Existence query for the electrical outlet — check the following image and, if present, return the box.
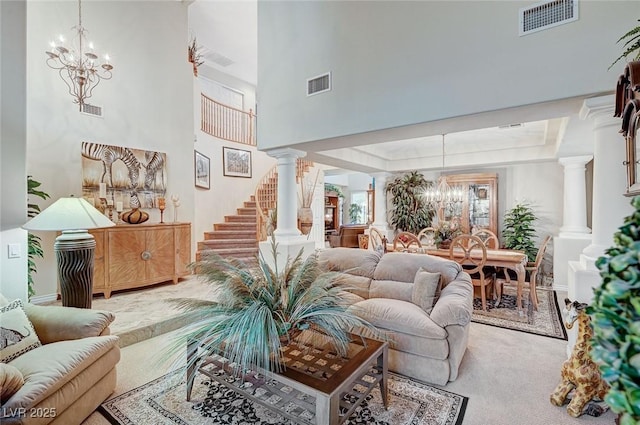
[7,243,20,259]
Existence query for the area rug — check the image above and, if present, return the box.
[471,284,567,340]
[99,368,468,425]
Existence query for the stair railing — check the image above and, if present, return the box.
[201,94,256,146]
[254,159,315,242]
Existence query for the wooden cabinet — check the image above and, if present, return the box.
[90,222,191,298]
[440,173,498,235]
[324,195,339,231]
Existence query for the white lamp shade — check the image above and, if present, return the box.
[23,196,115,231]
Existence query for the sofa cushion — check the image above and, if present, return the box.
[0,363,24,402]
[318,248,381,278]
[5,335,119,410]
[412,269,441,314]
[369,280,413,303]
[0,299,42,363]
[24,304,115,344]
[351,298,447,339]
[334,274,372,299]
[373,252,461,286]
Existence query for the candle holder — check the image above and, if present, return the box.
[98,197,107,214]
[117,211,123,224]
[158,197,166,224]
[106,204,114,222]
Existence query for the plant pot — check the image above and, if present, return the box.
[298,207,313,235]
[438,239,452,250]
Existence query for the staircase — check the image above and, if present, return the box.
[196,197,259,263]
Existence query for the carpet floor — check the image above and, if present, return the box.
[99,368,467,425]
[471,285,567,340]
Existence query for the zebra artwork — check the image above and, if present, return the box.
[81,142,142,189]
[143,151,166,191]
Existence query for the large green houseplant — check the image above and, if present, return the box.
[589,196,640,425]
[502,202,538,261]
[165,239,381,374]
[610,19,640,69]
[27,176,50,299]
[386,171,434,235]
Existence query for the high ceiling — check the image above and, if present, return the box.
[189,1,593,175]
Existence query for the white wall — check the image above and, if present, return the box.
[0,0,28,301]
[26,1,193,298]
[257,1,639,150]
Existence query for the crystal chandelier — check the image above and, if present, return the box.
[424,134,464,209]
[45,0,113,110]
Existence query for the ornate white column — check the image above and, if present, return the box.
[553,156,592,293]
[566,95,633,357]
[559,156,592,236]
[370,172,392,239]
[259,148,315,269]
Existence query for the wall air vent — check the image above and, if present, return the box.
[307,72,331,96]
[80,103,103,117]
[519,0,578,36]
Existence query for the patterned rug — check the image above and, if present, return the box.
[471,284,567,340]
[99,368,467,425]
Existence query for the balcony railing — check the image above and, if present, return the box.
[201,94,256,146]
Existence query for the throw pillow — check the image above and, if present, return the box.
[0,299,42,363]
[0,363,24,402]
[412,268,441,314]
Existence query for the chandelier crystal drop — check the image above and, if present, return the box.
[45,0,113,110]
[424,135,465,209]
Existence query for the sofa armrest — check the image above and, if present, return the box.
[24,303,115,344]
[429,275,473,328]
[328,235,341,248]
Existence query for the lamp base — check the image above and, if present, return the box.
[54,230,95,309]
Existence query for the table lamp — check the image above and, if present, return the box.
[23,196,115,308]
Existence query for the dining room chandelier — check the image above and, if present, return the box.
[424,134,465,209]
[45,0,113,110]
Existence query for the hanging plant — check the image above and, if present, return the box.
[188,37,204,76]
[609,19,640,70]
[27,176,50,299]
[385,171,434,235]
[589,196,640,425]
[324,183,345,198]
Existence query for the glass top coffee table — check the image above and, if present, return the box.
[186,335,388,425]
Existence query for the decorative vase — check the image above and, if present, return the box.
[298,207,313,235]
[122,208,149,224]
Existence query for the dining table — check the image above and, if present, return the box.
[423,247,534,311]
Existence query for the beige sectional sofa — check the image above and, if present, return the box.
[318,248,474,386]
[1,299,120,425]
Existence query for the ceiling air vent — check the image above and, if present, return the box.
[80,103,103,117]
[519,0,578,36]
[307,72,331,96]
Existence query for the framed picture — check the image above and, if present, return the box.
[194,150,210,189]
[223,146,252,178]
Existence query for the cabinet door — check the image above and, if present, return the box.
[442,173,498,235]
[146,227,176,281]
[175,224,191,278]
[91,229,106,294]
[108,229,147,287]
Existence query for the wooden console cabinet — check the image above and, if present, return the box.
[90,222,191,298]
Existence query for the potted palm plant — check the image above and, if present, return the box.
[27,176,50,299]
[165,238,381,374]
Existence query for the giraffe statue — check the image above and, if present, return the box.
[550,298,609,417]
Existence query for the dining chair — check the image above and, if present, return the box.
[393,232,422,253]
[450,234,495,311]
[471,228,499,249]
[417,227,437,249]
[369,227,387,254]
[497,234,552,309]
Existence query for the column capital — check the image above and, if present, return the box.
[558,155,593,168]
[579,95,618,130]
[265,148,307,162]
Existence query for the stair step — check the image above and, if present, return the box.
[225,215,256,223]
[205,230,256,240]
[198,239,258,250]
[244,201,256,208]
[214,222,255,231]
[196,248,259,261]
[236,207,257,215]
